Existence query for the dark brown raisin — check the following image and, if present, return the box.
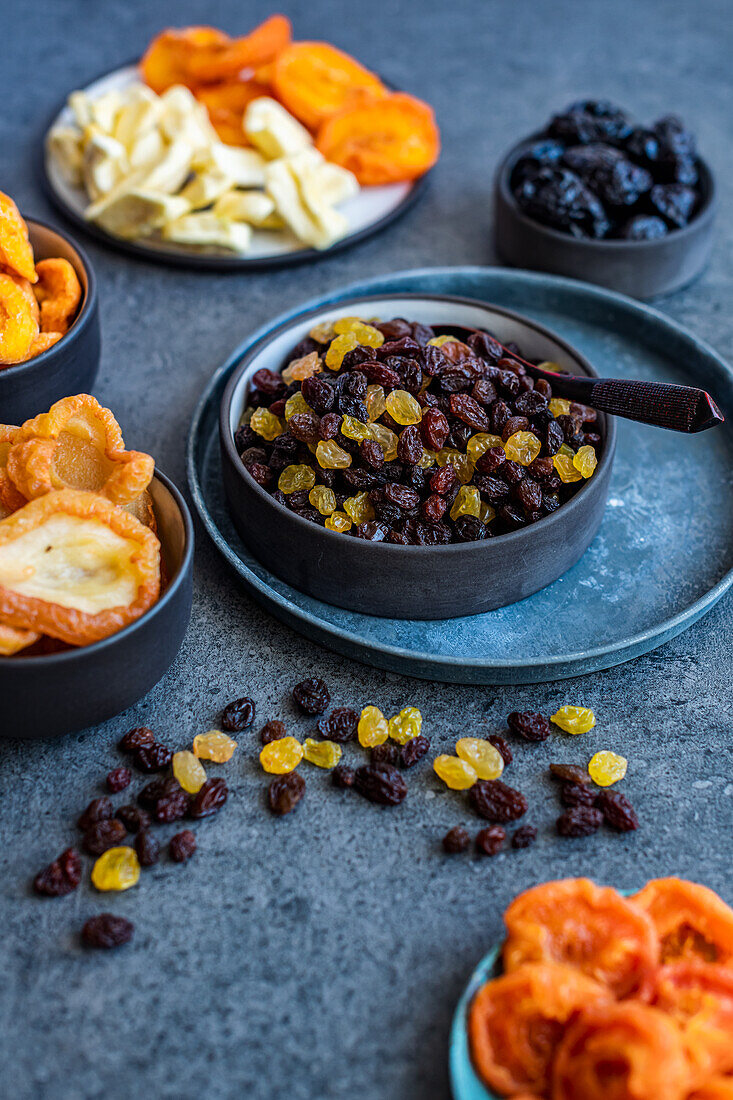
[81,914,134,949]
[420,407,450,450]
[370,743,401,766]
[134,830,160,867]
[472,378,497,406]
[83,819,127,856]
[261,719,287,744]
[501,415,530,442]
[502,460,525,485]
[429,464,456,494]
[332,764,355,789]
[396,424,422,464]
[354,520,390,542]
[360,438,385,469]
[138,776,180,810]
[77,797,113,831]
[507,711,551,742]
[422,494,448,522]
[292,678,330,715]
[514,477,542,511]
[252,367,286,397]
[316,707,358,743]
[556,806,604,837]
[33,848,81,897]
[596,790,639,832]
[450,394,490,431]
[115,805,150,833]
[488,735,513,766]
[169,830,197,862]
[247,463,273,488]
[189,778,228,819]
[118,726,155,752]
[476,825,506,856]
[288,412,321,444]
[268,772,306,815]
[353,763,407,805]
[384,483,419,510]
[106,767,132,793]
[134,743,173,772]
[470,779,527,823]
[150,788,190,824]
[549,763,592,786]
[318,411,342,439]
[442,826,471,854]
[221,697,256,731]
[511,825,538,849]
[560,783,598,808]
[400,735,430,768]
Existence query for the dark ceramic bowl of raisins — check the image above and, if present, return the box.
[219,293,616,620]
[494,101,716,299]
[0,471,194,740]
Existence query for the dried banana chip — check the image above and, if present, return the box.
[161,212,252,252]
[244,96,312,160]
[7,394,155,506]
[212,190,282,228]
[0,490,160,646]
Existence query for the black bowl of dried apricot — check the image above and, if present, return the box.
[220,293,616,619]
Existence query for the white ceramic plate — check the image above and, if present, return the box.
[42,64,428,270]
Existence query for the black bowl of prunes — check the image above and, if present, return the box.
[494,100,716,299]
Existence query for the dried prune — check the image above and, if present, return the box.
[596,790,639,832]
[81,913,134,949]
[134,743,173,772]
[400,735,430,767]
[332,764,355,789]
[556,806,603,837]
[620,215,668,240]
[549,99,632,145]
[650,183,697,227]
[292,678,330,715]
[353,763,407,805]
[514,167,610,239]
[317,707,358,743]
[507,711,551,742]
[34,848,81,897]
[78,797,113,831]
[115,805,150,833]
[221,697,256,731]
[189,778,228,819]
[470,780,527,823]
[83,819,127,856]
[562,144,652,206]
[169,830,197,862]
[106,767,132,793]
[443,825,471,854]
[118,726,155,752]
[512,825,538,849]
[134,830,160,867]
[476,825,506,856]
[488,735,513,766]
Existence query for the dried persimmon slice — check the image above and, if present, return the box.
[0,620,40,656]
[139,26,231,93]
[7,394,154,506]
[651,963,733,1085]
[552,1001,690,1100]
[634,879,733,966]
[316,92,440,185]
[0,271,39,365]
[33,259,82,335]
[503,878,659,999]
[185,15,291,84]
[468,962,611,1096]
[0,490,160,646]
[688,1079,733,1100]
[0,191,36,282]
[273,41,386,130]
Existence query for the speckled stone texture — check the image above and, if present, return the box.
[1,1,732,1098]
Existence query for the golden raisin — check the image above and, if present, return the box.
[332,315,364,334]
[303,738,342,768]
[589,750,628,787]
[504,430,542,465]
[282,351,321,384]
[433,755,477,790]
[309,321,335,343]
[343,492,375,524]
[91,847,140,891]
[467,433,504,463]
[417,448,437,469]
[455,737,504,780]
[325,332,359,370]
[278,464,316,494]
[385,389,423,426]
[250,407,285,441]
[553,453,584,483]
[193,730,238,762]
[549,397,572,417]
[349,321,384,348]
[479,500,496,525]
[573,445,597,478]
[325,510,352,532]
[358,705,389,747]
[284,391,311,420]
[365,384,386,421]
[340,415,371,441]
[309,485,337,515]
[316,440,352,469]
[259,736,303,774]
[551,706,596,735]
[436,448,473,484]
[388,706,422,744]
[172,750,206,793]
[450,485,481,521]
[367,422,398,459]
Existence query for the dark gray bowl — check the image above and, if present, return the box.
[220,292,616,619]
[494,133,716,299]
[0,218,100,424]
[0,470,193,739]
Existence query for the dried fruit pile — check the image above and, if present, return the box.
[511,100,704,240]
[32,720,236,947]
[0,190,82,366]
[468,877,733,1099]
[237,315,600,544]
[139,17,440,185]
[0,395,160,653]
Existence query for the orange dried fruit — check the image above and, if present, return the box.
[273,41,387,130]
[196,79,270,144]
[551,1001,691,1100]
[33,258,82,335]
[139,26,231,93]
[122,489,157,533]
[634,878,733,967]
[468,962,611,1096]
[0,271,39,365]
[20,331,63,360]
[503,878,659,999]
[7,394,155,506]
[0,489,160,646]
[316,92,440,185]
[651,963,733,1085]
[688,1079,733,1100]
[0,619,40,655]
[0,191,36,282]
[185,14,291,84]
[0,426,26,513]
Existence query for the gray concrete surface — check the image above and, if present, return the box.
[1,1,732,1097]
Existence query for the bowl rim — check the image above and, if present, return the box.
[495,128,717,250]
[0,216,98,382]
[220,289,617,556]
[0,468,194,666]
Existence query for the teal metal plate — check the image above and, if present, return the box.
[187,267,733,685]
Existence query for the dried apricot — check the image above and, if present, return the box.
[0,272,39,365]
[273,41,387,131]
[651,962,733,1085]
[33,258,82,335]
[0,191,36,282]
[185,15,291,84]
[140,26,231,93]
[633,878,733,967]
[688,1079,733,1100]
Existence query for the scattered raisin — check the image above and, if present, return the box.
[150,787,190,824]
[138,776,179,809]
[169,830,197,862]
[115,805,150,834]
[511,825,538,849]
[134,743,173,772]
[118,726,155,752]
[353,763,407,805]
[260,719,287,744]
[469,779,528,823]
[106,767,132,793]
[507,711,551,742]
[268,772,306,815]
[596,790,639,832]
[549,763,592,786]
[316,707,358,743]
[189,778,228,819]
[442,826,471,854]
[475,826,506,856]
[81,914,134,949]
[400,735,430,768]
[83,819,127,856]
[134,830,160,867]
[33,848,81,897]
[370,743,401,766]
[556,806,604,837]
[560,783,598,808]
[488,735,513,766]
[221,697,256,732]
[332,764,355,789]
[77,797,113,831]
[292,678,330,715]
